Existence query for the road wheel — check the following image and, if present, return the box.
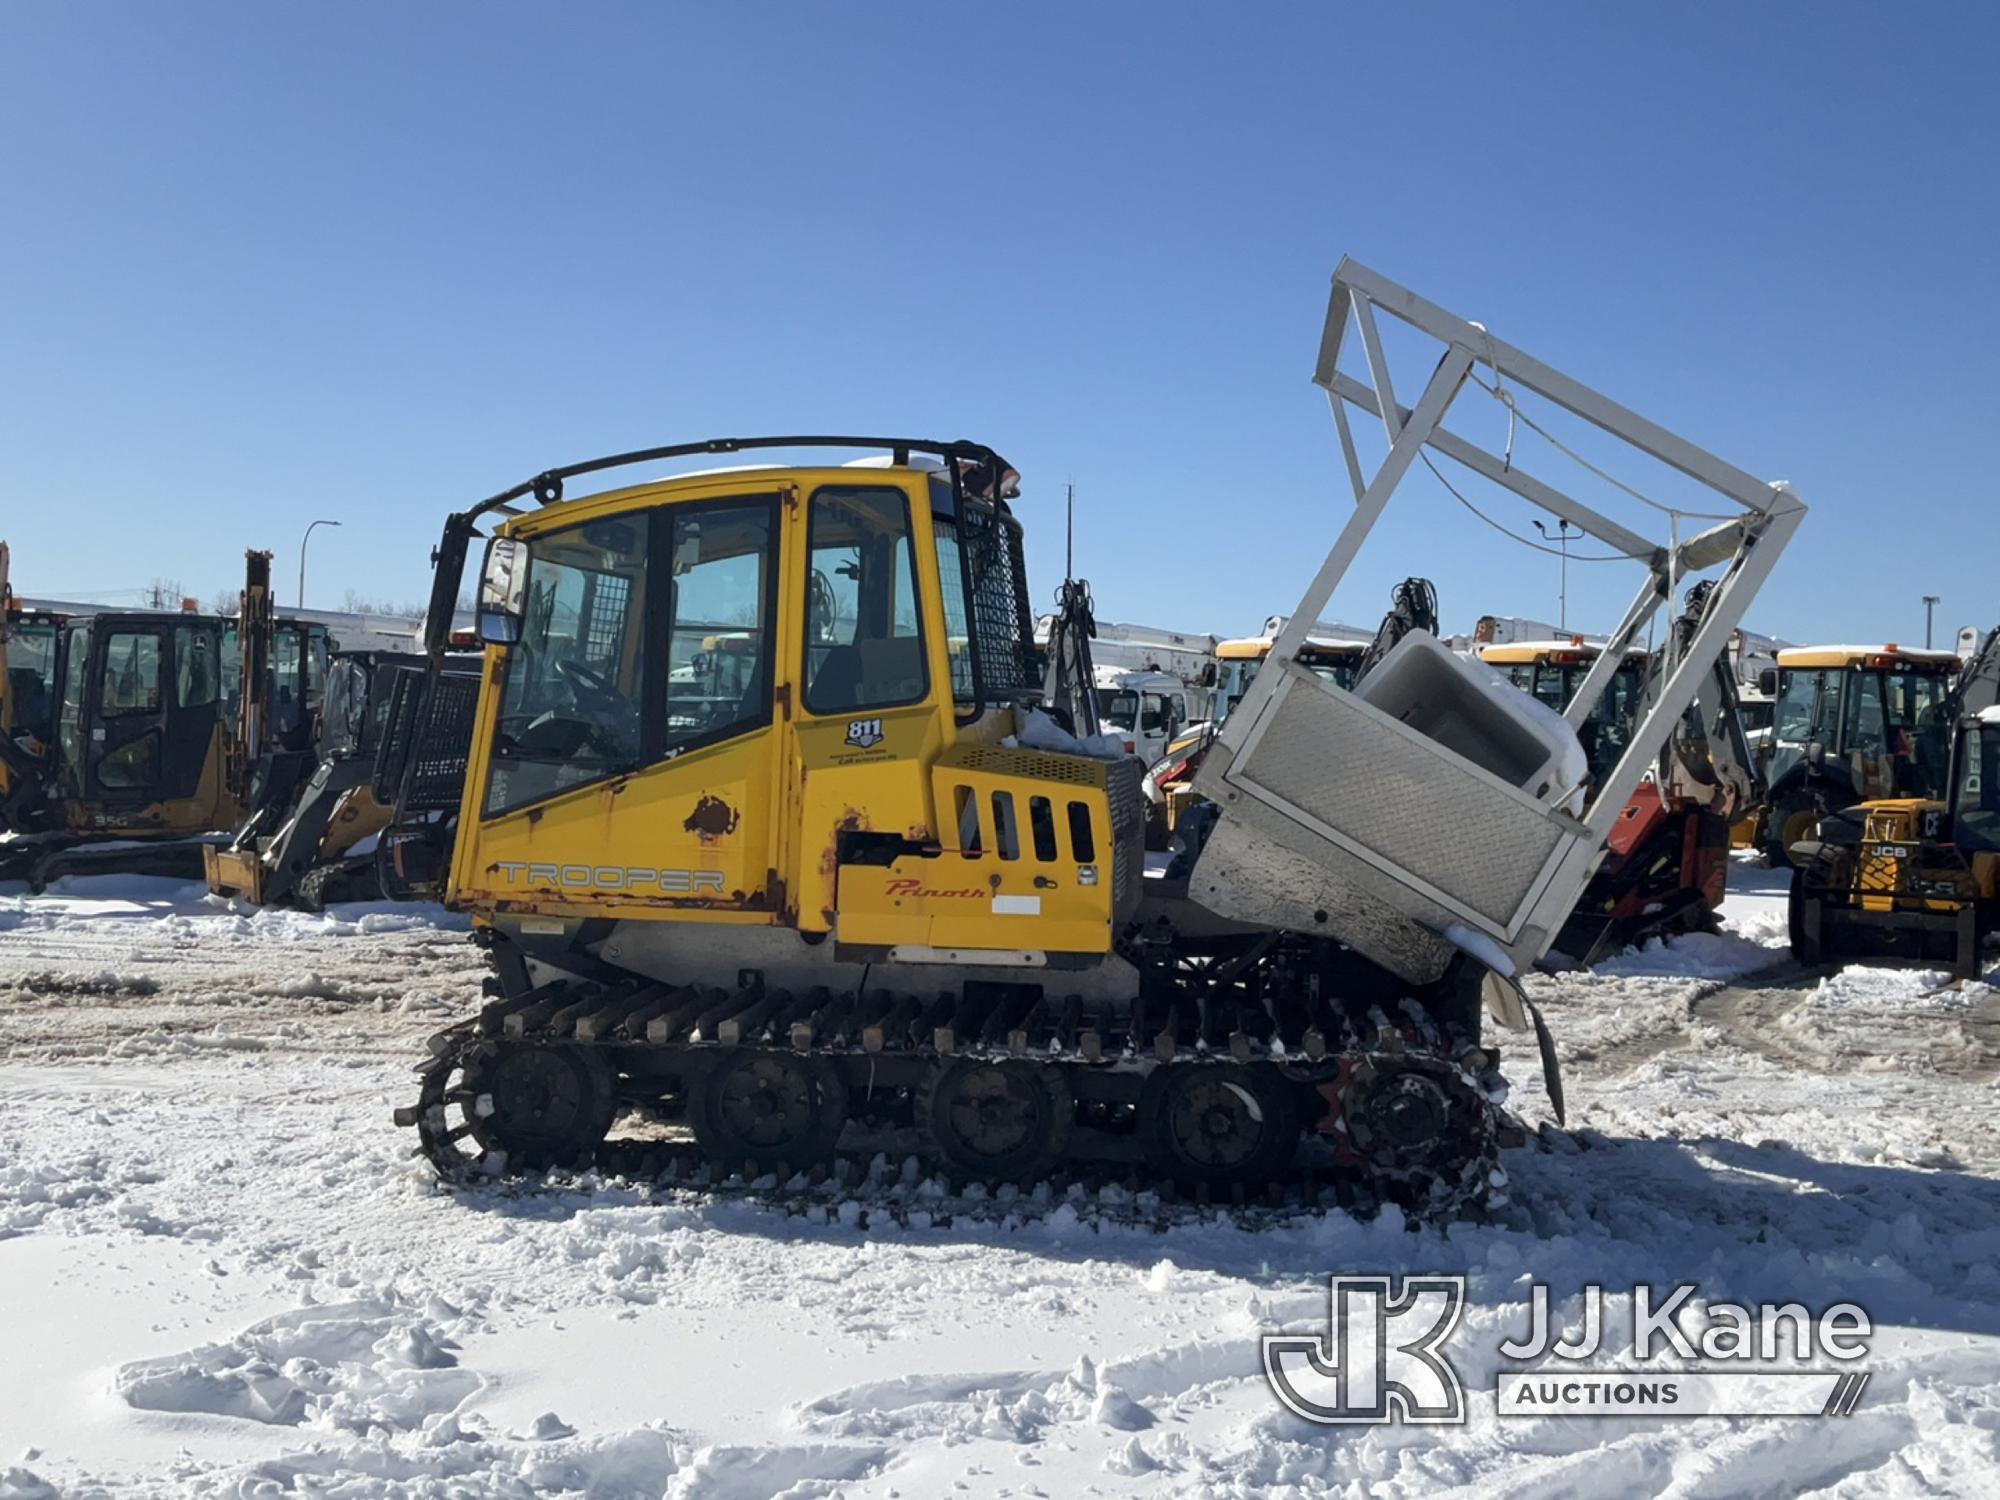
[464,1043,616,1170]
[692,1051,847,1175]
[1138,1062,1298,1188]
[919,1058,1072,1183]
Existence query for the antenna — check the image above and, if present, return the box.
[1065,482,1075,581]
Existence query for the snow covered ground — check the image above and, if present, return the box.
[1,861,1996,1498]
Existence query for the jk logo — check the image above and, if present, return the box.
[1262,1275,1467,1424]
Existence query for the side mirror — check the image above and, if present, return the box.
[477,537,528,646]
[1805,739,1826,771]
[1756,667,1778,697]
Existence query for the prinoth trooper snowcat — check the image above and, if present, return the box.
[395,261,1805,1216]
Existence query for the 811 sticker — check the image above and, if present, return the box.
[845,718,885,750]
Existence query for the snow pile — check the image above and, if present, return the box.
[1804,965,1974,1014]
[116,1294,479,1432]
[1005,706,1133,761]
[1591,926,1781,983]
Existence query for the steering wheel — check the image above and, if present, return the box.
[554,658,627,718]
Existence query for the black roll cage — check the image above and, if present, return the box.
[423,435,1012,659]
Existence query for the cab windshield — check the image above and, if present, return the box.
[1299,650,1359,692]
[483,499,778,816]
[2,618,59,743]
[1098,689,1141,728]
[1771,664,1951,794]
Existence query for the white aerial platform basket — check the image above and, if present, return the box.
[1189,259,1806,985]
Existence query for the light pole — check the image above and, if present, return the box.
[1923,594,1940,650]
[1532,518,1577,631]
[298,518,341,608]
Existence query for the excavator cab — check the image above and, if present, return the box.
[5,550,336,885]
[53,613,233,826]
[2,610,63,820]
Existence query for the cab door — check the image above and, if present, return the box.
[85,625,170,807]
[462,487,790,915]
[782,478,952,932]
[82,621,225,813]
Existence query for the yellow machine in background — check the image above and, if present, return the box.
[1790,629,1999,977]
[1752,643,1959,864]
[3,549,331,885]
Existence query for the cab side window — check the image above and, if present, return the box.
[662,500,777,752]
[804,486,928,715]
[99,632,162,717]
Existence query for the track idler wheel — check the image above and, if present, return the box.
[692,1051,847,1175]
[919,1058,1073,1183]
[1137,1062,1299,1188]
[1339,1056,1498,1212]
[464,1042,618,1170]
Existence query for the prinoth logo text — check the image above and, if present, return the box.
[882,878,985,899]
[493,863,726,894]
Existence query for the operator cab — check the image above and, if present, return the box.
[457,440,1099,946]
[3,609,61,751]
[1949,705,2000,855]
[1214,632,1365,722]
[1769,645,1957,799]
[1095,669,1192,762]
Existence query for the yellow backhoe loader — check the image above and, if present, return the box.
[1789,627,2000,978]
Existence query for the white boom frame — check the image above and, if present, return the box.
[1208,257,1806,966]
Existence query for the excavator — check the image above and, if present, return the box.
[1789,626,2000,978]
[0,551,330,886]
[391,261,1803,1216]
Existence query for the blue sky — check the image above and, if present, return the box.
[3,4,1993,645]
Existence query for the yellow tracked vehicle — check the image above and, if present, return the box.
[393,262,1805,1216]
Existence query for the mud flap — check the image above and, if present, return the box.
[1480,969,1565,1127]
[1527,996,1565,1127]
